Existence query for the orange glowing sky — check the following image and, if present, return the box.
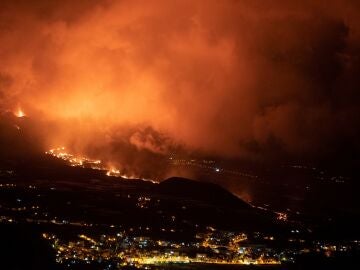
[1,0,360,167]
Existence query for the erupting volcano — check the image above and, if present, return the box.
[14,108,25,118]
[1,0,360,175]
[0,1,360,269]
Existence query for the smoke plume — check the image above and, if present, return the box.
[1,0,360,175]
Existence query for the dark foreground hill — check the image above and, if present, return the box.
[0,224,60,270]
[159,177,251,209]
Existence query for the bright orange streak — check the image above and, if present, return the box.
[46,147,158,184]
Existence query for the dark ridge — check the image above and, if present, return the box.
[159,177,250,208]
[0,111,43,159]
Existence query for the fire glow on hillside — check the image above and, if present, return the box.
[46,147,157,184]
[1,0,359,168]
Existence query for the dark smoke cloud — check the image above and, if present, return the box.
[1,0,360,172]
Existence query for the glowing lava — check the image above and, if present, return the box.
[46,147,157,184]
[15,108,25,118]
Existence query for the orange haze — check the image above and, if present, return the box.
[1,0,360,175]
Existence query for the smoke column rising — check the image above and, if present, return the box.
[1,0,360,175]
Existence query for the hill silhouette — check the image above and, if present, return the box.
[159,177,250,209]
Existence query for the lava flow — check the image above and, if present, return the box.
[45,147,157,184]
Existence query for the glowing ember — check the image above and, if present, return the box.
[106,168,121,177]
[15,108,25,118]
[46,147,157,184]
